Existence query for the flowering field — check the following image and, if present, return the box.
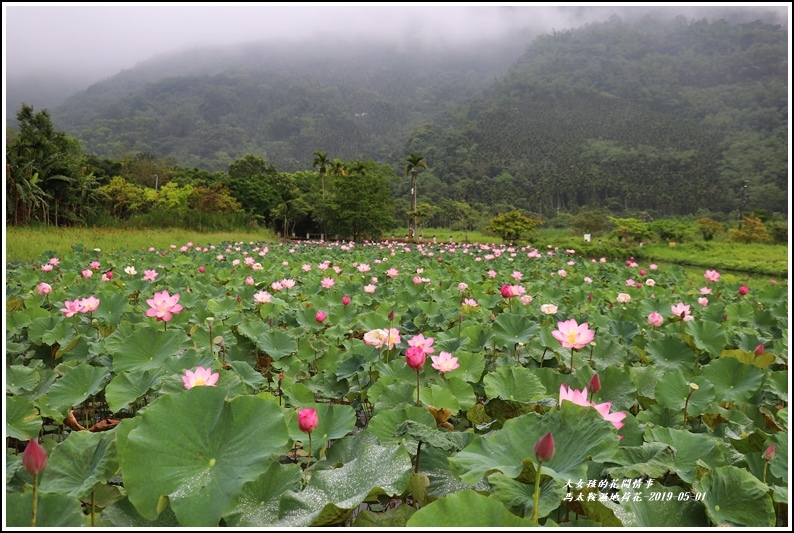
[5,239,788,527]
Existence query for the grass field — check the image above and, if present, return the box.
[4,226,276,263]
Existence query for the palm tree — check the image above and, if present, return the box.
[311,151,330,199]
[404,153,427,239]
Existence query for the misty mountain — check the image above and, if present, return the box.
[11,14,788,218]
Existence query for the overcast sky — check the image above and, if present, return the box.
[3,3,790,85]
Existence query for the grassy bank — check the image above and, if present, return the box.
[5,226,276,264]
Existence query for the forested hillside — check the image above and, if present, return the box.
[41,15,790,219]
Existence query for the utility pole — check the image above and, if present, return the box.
[153,174,159,192]
[737,179,748,230]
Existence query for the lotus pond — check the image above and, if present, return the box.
[4,239,789,527]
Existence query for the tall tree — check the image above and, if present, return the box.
[311,151,330,199]
[404,152,427,238]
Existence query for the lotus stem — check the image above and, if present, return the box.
[533,461,543,524]
[31,473,38,527]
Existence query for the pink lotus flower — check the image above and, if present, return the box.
[559,384,591,407]
[253,290,272,304]
[341,295,351,306]
[405,346,426,370]
[647,312,664,327]
[457,282,468,291]
[670,302,691,319]
[584,277,593,284]
[698,297,709,307]
[79,296,100,313]
[552,319,595,350]
[649,264,658,270]
[245,276,255,286]
[520,295,533,305]
[408,334,435,355]
[22,439,48,475]
[364,284,376,294]
[704,270,720,283]
[754,344,765,356]
[36,282,52,295]
[182,366,219,389]
[587,374,601,394]
[90,261,101,270]
[462,298,479,311]
[534,432,555,463]
[616,293,631,304]
[700,287,713,295]
[363,328,401,350]
[557,269,567,277]
[540,304,558,315]
[81,269,93,278]
[738,285,749,295]
[512,271,523,281]
[298,408,319,434]
[49,257,60,266]
[301,263,312,272]
[125,266,137,276]
[145,290,184,322]
[431,351,459,373]
[60,299,84,317]
[386,268,399,278]
[487,270,497,278]
[281,279,296,289]
[41,264,54,272]
[592,401,627,431]
[315,310,327,323]
[645,279,656,287]
[560,385,626,432]
[357,263,371,273]
[142,269,158,282]
[271,281,284,291]
[321,277,335,289]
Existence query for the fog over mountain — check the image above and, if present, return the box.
[3,3,788,117]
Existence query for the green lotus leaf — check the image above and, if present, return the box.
[222,462,303,527]
[206,297,239,319]
[353,504,416,527]
[46,362,110,417]
[105,323,191,373]
[369,406,437,444]
[764,371,788,402]
[488,471,567,520]
[272,441,413,527]
[369,378,416,411]
[285,403,356,458]
[5,492,86,527]
[420,385,460,412]
[38,431,118,499]
[694,465,775,526]
[92,290,130,327]
[720,348,776,369]
[699,357,763,404]
[617,485,709,527]
[685,320,727,356]
[460,324,493,352]
[102,496,181,527]
[628,366,664,401]
[6,396,42,440]
[645,427,731,484]
[27,315,73,347]
[6,365,40,395]
[430,376,477,410]
[768,431,787,480]
[406,489,536,527]
[226,360,266,392]
[595,366,637,413]
[251,329,298,360]
[644,335,697,374]
[281,380,315,405]
[122,386,289,526]
[493,313,539,348]
[608,320,640,343]
[105,369,164,413]
[603,442,675,479]
[483,365,546,403]
[449,402,618,486]
[591,337,632,370]
[655,372,715,413]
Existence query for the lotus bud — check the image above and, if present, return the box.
[533,432,555,463]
